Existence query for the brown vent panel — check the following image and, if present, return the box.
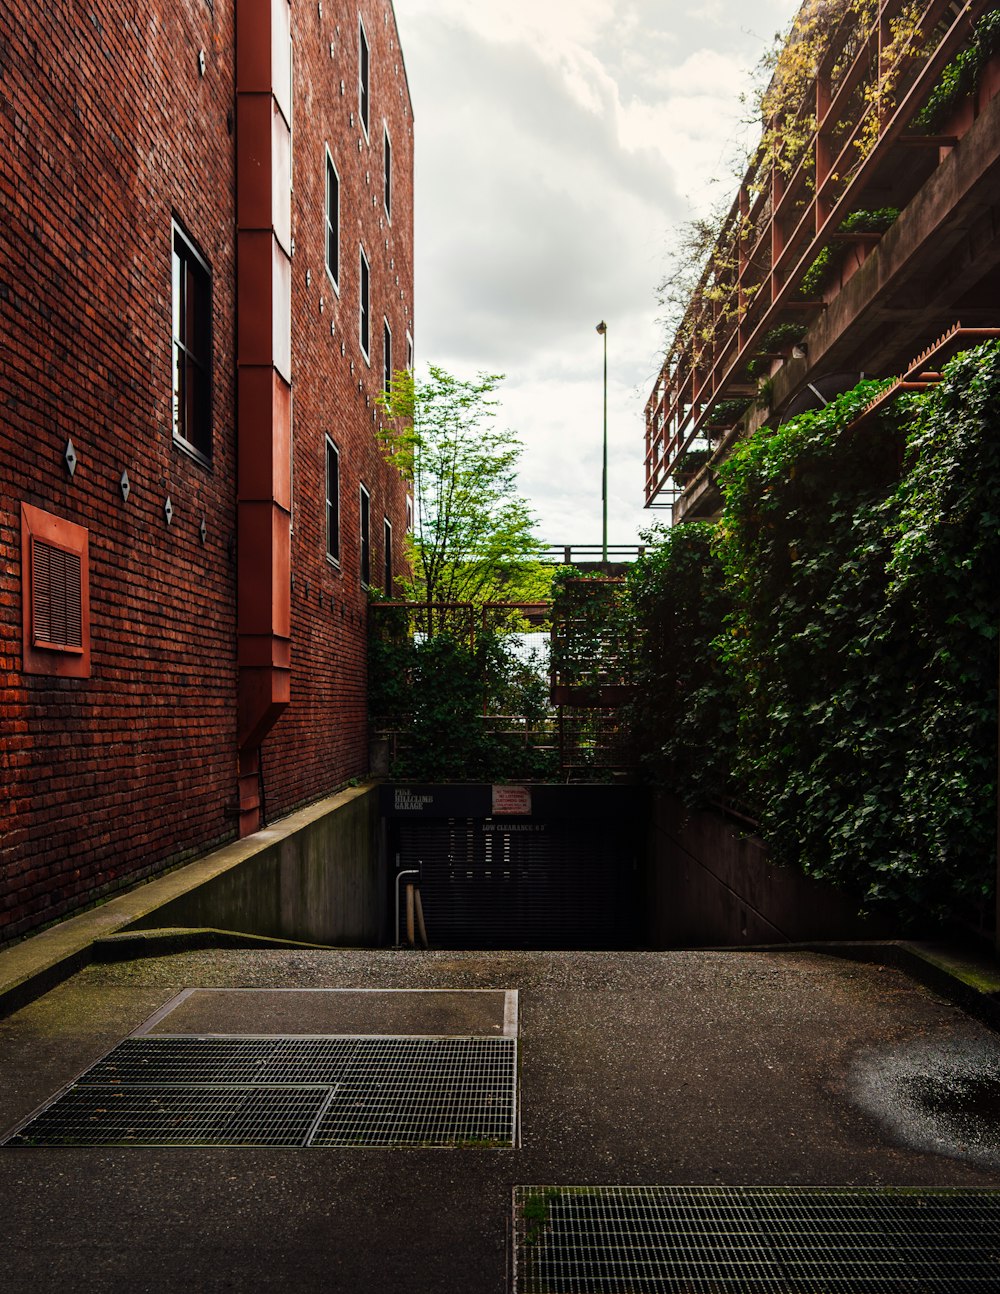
[20,502,91,678]
[31,538,83,650]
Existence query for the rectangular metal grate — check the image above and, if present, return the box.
[311,1036,515,1147]
[5,1035,517,1148]
[513,1185,1000,1293]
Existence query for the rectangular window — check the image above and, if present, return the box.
[383,517,392,594]
[383,125,392,219]
[359,484,371,587]
[325,150,340,288]
[171,223,212,462]
[406,331,414,371]
[325,436,341,564]
[359,245,370,361]
[20,503,91,678]
[383,318,392,394]
[358,16,370,138]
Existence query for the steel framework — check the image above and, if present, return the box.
[644,0,993,507]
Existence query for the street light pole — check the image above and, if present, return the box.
[596,321,608,563]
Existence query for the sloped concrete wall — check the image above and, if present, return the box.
[647,792,885,946]
[127,785,386,946]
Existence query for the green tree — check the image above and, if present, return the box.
[378,365,548,614]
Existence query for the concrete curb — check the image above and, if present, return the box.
[0,782,375,1019]
[90,928,336,960]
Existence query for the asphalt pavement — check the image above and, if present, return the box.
[1,946,999,1292]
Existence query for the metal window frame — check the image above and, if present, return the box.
[358,13,370,141]
[324,147,340,292]
[359,482,371,588]
[359,244,371,362]
[325,435,341,566]
[383,121,391,221]
[170,219,213,466]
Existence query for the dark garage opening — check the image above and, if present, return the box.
[382,784,644,950]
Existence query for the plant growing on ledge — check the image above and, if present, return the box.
[673,448,713,482]
[797,208,900,299]
[913,7,1000,132]
[705,398,751,428]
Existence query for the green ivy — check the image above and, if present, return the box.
[715,379,907,908]
[628,345,1000,925]
[624,523,739,806]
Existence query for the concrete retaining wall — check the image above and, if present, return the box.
[127,785,386,946]
[646,792,886,946]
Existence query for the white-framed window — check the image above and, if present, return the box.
[406,330,414,371]
[359,484,371,587]
[171,221,213,463]
[358,15,370,140]
[383,317,392,395]
[359,245,370,362]
[383,517,393,594]
[324,148,340,289]
[383,123,391,220]
[325,436,341,564]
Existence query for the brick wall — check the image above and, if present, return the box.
[263,0,413,819]
[0,0,413,941]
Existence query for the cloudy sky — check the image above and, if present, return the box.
[390,0,800,547]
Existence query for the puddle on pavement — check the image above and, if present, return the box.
[904,1073,1000,1125]
[849,1034,1000,1171]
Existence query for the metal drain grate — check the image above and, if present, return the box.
[513,1185,1000,1293]
[5,1035,517,1148]
[312,1036,515,1146]
[7,1085,330,1147]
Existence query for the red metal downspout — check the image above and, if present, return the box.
[235,0,293,836]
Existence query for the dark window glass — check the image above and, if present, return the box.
[383,518,392,594]
[359,19,369,135]
[326,438,340,563]
[325,155,339,285]
[360,486,370,587]
[383,319,391,394]
[384,127,391,218]
[360,247,370,358]
[171,226,212,459]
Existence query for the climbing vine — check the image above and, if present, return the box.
[628,343,1000,928]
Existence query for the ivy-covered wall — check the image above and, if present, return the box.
[628,342,1000,930]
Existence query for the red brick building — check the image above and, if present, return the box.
[0,0,414,943]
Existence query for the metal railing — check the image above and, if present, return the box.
[538,545,646,565]
[644,0,992,506]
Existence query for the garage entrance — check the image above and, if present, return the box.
[381,784,644,949]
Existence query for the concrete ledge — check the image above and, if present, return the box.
[91,928,337,960]
[710,940,1000,1032]
[0,782,378,1019]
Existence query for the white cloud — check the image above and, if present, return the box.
[392,0,800,543]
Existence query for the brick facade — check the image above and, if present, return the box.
[0,0,413,942]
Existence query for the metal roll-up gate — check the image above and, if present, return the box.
[382,784,644,949]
